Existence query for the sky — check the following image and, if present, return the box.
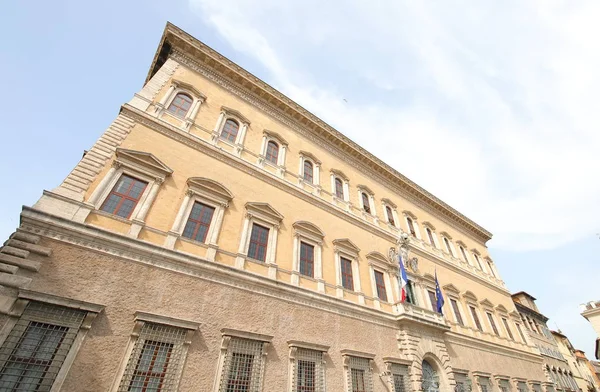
[0,1,598,355]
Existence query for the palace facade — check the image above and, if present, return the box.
[0,23,569,392]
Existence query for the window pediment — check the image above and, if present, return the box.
[263,130,288,146]
[245,202,283,224]
[422,221,436,230]
[484,256,494,263]
[357,185,374,195]
[221,106,250,124]
[366,251,389,268]
[462,290,478,302]
[440,231,452,240]
[381,198,397,209]
[292,221,325,240]
[187,177,233,205]
[480,298,494,308]
[456,240,467,248]
[422,273,435,285]
[299,151,321,165]
[495,304,509,314]
[172,79,206,100]
[332,238,360,255]
[402,210,418,220]
[115,148,173,179]
[443,283,460,294]
[471,248,481,255]
[330,169,349,181]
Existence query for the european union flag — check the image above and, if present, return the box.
[435,270,445,314]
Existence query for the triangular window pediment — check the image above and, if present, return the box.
[480,299,494,308]
[495,304,509,314]
[443,283,460,294]
[366,251,389,268]
[332,238,360,255]
[246,202,283,224]
[115,148,173,179]
[462,290,478,302]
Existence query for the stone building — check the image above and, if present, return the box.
[581,301,600,359]
[512,292,579,392]
[0,23,559,391]
[551,330,594,392]
[574,351,600,392]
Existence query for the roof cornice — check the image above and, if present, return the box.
[145,22,493,244]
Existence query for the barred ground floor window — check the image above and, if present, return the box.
[342,352,374,392]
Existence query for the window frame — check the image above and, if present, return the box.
[166,177,233,259]
[212,106,250,154]
[468,304,484,332]
[341,351,375,392]
[333,239,363,303]
[287,340,329,392]
[86,148,173,237]
[112,312,198,392]
[382,201,399,228]
[259,130,288,175]
[486,311,500,336]
[100,174,149,220]
[166,92,194,118]
[449,298,465,326]
[247,223,270,262]
[330,169,350,207]
[298,151,321,188]
[291,221,325,291]
[357,186,376,218]
[402,211,421,239]
[216,329,273,392]
[236,202,283,273]
[154,80,206,130]
[0,290,104,392]
[367,252,394,309]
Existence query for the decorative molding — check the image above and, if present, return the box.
[221,328,273,342]
[381,198,397,209]
[287,340,329,352]
[151,24,493,245]
[171,79,206,100]
[221,106,250,124]
[292,221,325,239]
[340,349,376,359]
[332,238,360,255]
[135,311,200,331]
[422,221,437,230]
[299,150,321,165]
[18,289,105,313]
[330,168,349,181]
[263,129,288,146]
[115,148,174,177]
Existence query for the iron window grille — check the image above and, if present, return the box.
[291,348,325,392]
[347,356,373,392]
[0,301,86,392]
[182,201,215,243]
[101,174,148,219]
[219,337,267,392]
[117,322,188,392]
[391,364,411,392]
[299,242,315,278]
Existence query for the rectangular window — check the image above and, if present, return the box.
[101,174,148,219]
[454,373,470,392]
[450,299,464,326]
[374,271,388,302]
[502,318,514,340]
[391,364,409,392]
[219,337,266,392]
[406,281,417,305]
[515,323,527,343]
[428,291,437,311]
[182,202,215,243]
[347,356,373,392]
[299,242,315,278]
[486,312,500,336]
[479,378,491,392]
[118,322,188,392]
[248,224,269,262]
[469,306,483,331]
[0,302,86,391]
[341,257,354,291]
[292,348,324,392]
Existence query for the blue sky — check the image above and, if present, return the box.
[1,1,598,354]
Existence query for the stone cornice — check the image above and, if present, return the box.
[145,22,493,245]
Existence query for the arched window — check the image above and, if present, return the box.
[265,141,279,164]
[426,228,436,247]
[443,237,454,256]
[473,253,483,270]
[334,178,344,199]
[361,192,371,213]
[406,217,416,237]
[220,119,239,143]
[167,93,193,118]
[385,206,395,225]
[303,160,314,182]
[422,360,440,392]
[459,246,468,262]
[487,260,496,277]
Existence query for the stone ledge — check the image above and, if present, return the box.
[4,239,52,257]
[0,253,42,272]
[0,246,29,259]
[0,273,31,289]
[10,231,40,245]
[0,264,18,274]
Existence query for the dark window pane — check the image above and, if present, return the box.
[167,93,193,118]
[335,178,344,199]
[265,141,279,164]
[100,175,148,219]
[450,299,464,326]
[182,202,215,243]
[361,193,371,213]
[303,161,314,182]
[351,368,366,392]
[374,271,387,301]
[248,224,269,262]
[299,242,314,278]
[386,206,395,225]
[221,119,240,143]
[341,257,354,291]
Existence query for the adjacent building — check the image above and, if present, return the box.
[0,22,571,391]
[552,330,594,392]
[581,301,600,360]
[512,292,579,392]
[574,351,600,392]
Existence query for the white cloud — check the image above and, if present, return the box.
[189,0,600,252]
